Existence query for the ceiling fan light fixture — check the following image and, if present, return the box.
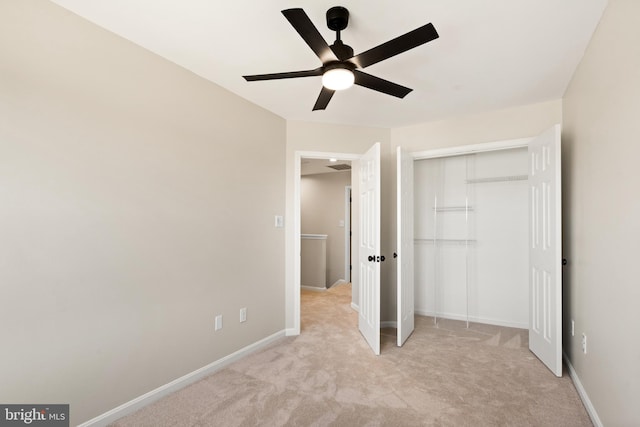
[322,67,355,91]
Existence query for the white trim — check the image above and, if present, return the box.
[381,320,398,329]
[292,154,302,336]
[301,233,328,240]
[415,309,528,330]
[564,353,603,427]
[351,302,359,312]
[412,137,532,160]
[285,328,298,336]
[344,186,352,283]
[330,279,348,288]
[293,151,362,338]
[301,285,327,292]
[78,330,286,427]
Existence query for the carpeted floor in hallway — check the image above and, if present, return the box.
[110,283,592,426]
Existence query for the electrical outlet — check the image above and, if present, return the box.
[215,314,223,331]
[240,307,247,323]
[581,333,587,354]
[571,320,575,337]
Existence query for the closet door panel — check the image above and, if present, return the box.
[528,125,562,377]
[397,147,415,346]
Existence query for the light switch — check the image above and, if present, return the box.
[275,215,284,228]
[339,220,345,227]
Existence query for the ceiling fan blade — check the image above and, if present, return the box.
[351,23,439,69]
[353,70,413,98]
[243,67,324,81]
[312,86,335,110]
[282,8,338,64]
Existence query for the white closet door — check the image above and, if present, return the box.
[397,147,415,346]
[358,143,381,355]
[528,124,563,377]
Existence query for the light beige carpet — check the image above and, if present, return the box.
[110,283,592,426]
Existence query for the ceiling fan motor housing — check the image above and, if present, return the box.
[326,6,349,31]
[330,40,354,60]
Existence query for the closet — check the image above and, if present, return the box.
[397,125,563,376]
[413,147,529,328]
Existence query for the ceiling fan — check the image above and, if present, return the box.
[243,7,439,111]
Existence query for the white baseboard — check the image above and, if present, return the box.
[380,320,397,329]
[350,302,359,312]
[563,353,603,427]
[78,330,286,427]
[414,309,528,330]
[301,285,327,292]
[330,279,348,288]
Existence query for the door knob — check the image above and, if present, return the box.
[368,255,374,262]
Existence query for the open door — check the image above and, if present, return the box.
[358,143,381,355]
[397,147,415,346]
[529,124,563,377]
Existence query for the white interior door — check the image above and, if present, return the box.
[528,124,563,377]
[397,147,415,346]
[359,143,381,355]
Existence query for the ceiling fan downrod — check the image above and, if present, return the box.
[326,6,353,60]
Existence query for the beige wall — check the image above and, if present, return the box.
[285,121,392,327]
[301,171,351,287]
[391,99,562,152]
[562,0,640,424]
[0,1,285,425]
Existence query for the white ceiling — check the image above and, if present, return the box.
[50,0,607,129]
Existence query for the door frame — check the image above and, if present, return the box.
[290,150,362,336]
[399,136,533,339]
[411,137,532,160]
[344,186,352,283]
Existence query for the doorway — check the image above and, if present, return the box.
[300,158,352,290]
[291,151,362,337]
[292,143,382,356]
